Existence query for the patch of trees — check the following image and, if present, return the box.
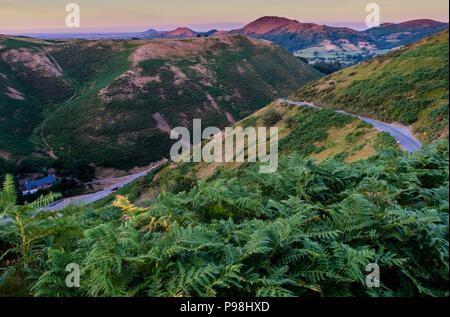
[296,56,309,64]
[14,157,52,175]
[311,61,342,74]
[261,109,283,126]
[70,159,95,182]
[0,158,10,180]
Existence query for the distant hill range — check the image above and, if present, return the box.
[141,16,448,52]
[19,16,448,53]
[224,17,448,52]
[141,27,218,39]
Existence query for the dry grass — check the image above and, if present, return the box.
[311,122,379,162]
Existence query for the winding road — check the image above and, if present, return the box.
[279,99,422,153]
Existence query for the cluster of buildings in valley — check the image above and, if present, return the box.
[20,175,57,196]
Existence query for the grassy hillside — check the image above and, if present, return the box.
[291,30,449,143]
[0,35,322,170]
[0,36,75,160]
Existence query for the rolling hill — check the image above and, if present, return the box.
[141,27,197,39]
[135,17,449,53]
[0,34,322,171]
[24,16,448,55]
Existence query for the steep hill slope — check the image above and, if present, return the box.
[291,30,449,143]
[0,35,322,170]
[107,99,396,207]
[61,86,448,298]
[0,35,77,161]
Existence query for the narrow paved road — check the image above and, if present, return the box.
[1,164,162,224]
[42,165,163,211]
[2,164,168,227]
[1,166,162,226]
[280,99,422,153]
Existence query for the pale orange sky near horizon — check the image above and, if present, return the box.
[0,0,449,33]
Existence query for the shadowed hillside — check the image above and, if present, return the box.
[0,34,322,170]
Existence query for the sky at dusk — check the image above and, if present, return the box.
[1,0,449,34]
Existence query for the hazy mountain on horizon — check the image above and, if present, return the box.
[140,27,218,39]
[12,16,448,44]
